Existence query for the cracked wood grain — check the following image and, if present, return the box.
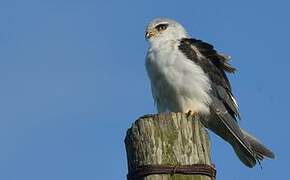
[125,113,213,180]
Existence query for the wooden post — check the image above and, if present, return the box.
[125,112,215,180]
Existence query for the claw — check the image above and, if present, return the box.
[186,110,192,118]
[186,110,198,118]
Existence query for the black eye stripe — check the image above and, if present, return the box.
[155,24,168,31]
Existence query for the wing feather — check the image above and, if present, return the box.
[179,38,240,119]
[178,38,264,167]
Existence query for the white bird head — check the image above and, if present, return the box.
[145,18,188,44]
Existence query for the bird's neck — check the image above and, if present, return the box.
[149,39,176,52]
[148,32,188,50]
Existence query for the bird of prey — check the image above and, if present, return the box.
[145,17,274,167]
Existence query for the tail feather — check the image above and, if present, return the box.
[202,108,257,167]
[232,143,257,167]
[201,103,274,167]
[241,129,275,159]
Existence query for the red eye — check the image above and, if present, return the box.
[155,24,168,31]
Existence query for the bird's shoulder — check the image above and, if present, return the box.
[178,38,240,119]
[178,38,237,90]
[178,38,236,73]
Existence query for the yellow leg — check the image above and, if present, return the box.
[186,110,198,118]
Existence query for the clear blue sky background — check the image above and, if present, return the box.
[0,0,289,179]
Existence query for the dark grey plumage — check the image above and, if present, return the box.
[178,38,275,167]
[179,38,240,119]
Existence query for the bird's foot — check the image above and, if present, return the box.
[186,110,198,118]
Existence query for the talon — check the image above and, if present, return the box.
[186,110,198,118]
[186,110,192,118]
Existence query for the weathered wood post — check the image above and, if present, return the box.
[125,112,216,180]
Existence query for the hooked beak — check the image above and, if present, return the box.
[145,31,155,39]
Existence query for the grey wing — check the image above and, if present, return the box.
[179,38,260,167]
[207,94,259,167]
[179,38,240,120]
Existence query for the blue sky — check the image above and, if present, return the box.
[0,0,289,179]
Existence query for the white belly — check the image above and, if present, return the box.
[146,42,212,114]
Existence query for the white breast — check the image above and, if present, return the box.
[146,40,212,114]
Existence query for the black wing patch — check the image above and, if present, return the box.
[178,38,240,119]
[183,39,236,73]
[178,38,273,166]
